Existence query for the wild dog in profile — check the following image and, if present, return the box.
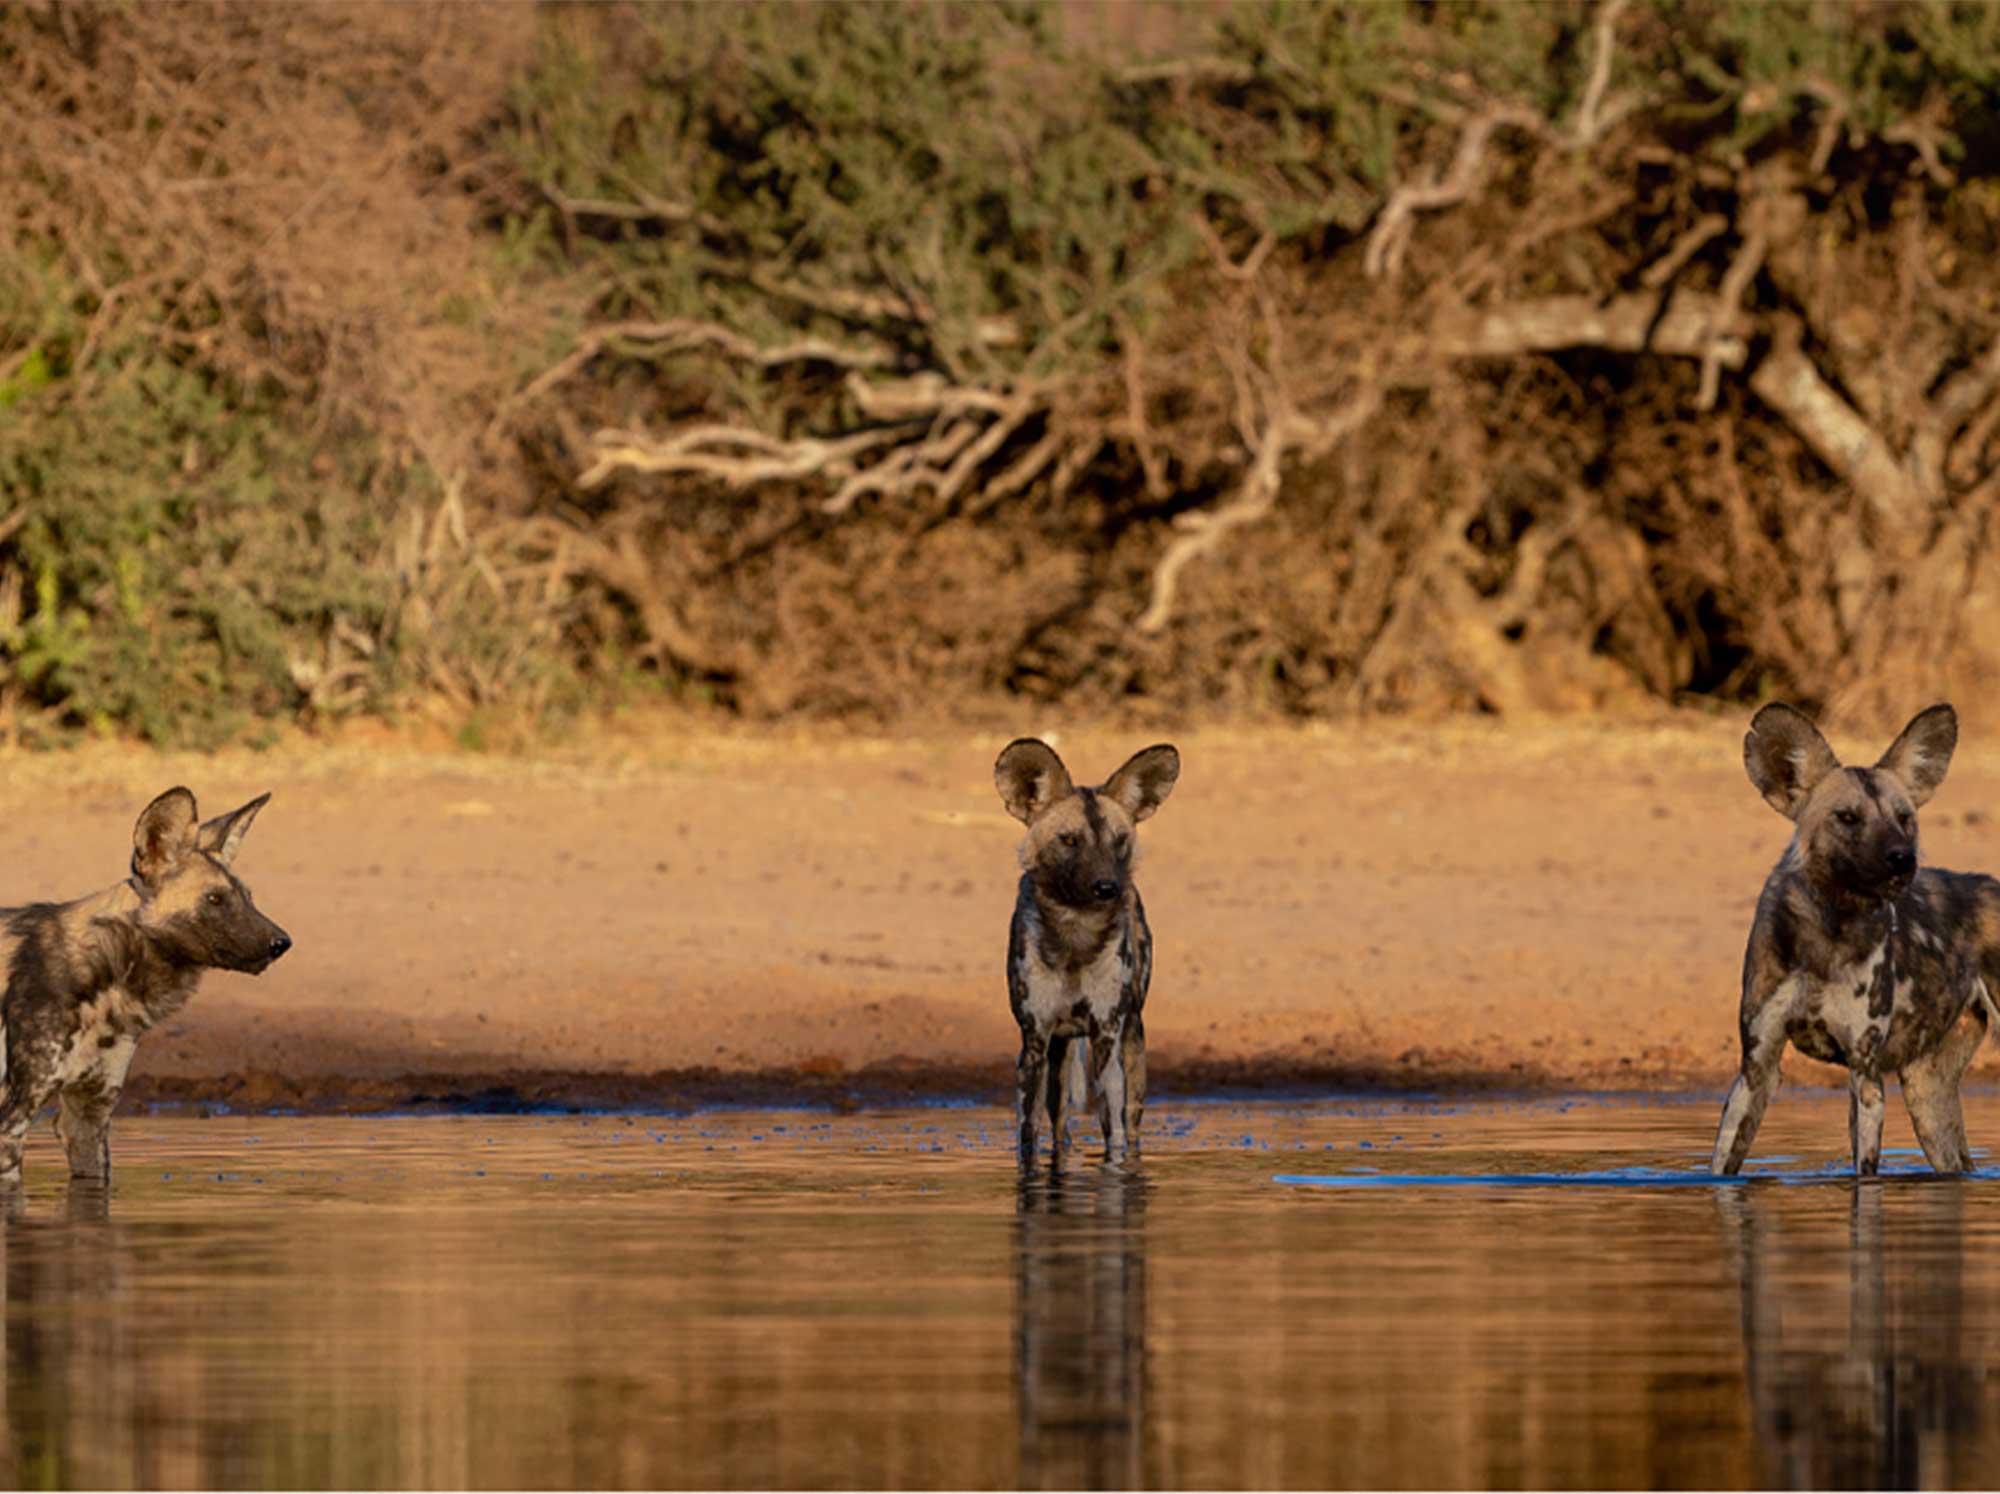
[1712,703,2000,1177]
[995,740,1179,1167]
[0,788,291,1184]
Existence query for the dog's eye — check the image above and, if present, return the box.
[1059,831,1082,848]
[204,890,229,908]
[1835,808,1862,827]
[1115,834,1130,854]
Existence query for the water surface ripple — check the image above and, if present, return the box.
[3,1090,1998,1488]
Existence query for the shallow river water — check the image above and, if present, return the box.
[5,1090,2000,1489]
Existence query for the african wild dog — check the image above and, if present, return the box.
[1712,702,2000,1176]
[0,788,291,1184]
[996,739,1179,1167]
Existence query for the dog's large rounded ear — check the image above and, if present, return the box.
[1744,704,1840,820]
[197,792,272,867]
[132,787,200,884]
[1876,703,1958,808]
[995,739,1074,824]
[1103,744,1180,823]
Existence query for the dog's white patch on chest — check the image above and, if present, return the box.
[1020,938,1125,1036]
[1845,943,1885,1000]
[1809,941,1890,1061]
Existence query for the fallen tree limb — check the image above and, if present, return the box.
[1697,219,1768,410]
[1366,104,1546,280]
[1135,423,1290,635]
[578,423,904,491]
[1568,0,1633,147]
[1427,289,1748,366]
[1137,391,1382,634]
[490,319,899,454]
[1748,318,1927,527]
[1431,289,1924,524]
[1640,214,1729,288]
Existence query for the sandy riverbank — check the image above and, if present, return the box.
[6,713,1997,1112]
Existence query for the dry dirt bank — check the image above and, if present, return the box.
[5,713,1998,1112]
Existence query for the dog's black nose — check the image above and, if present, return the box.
[269,933,293,960]
[1091,879,1120,902]
[1887,846,1916,877]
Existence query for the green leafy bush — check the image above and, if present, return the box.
[0,347,404,745]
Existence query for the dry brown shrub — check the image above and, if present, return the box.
[6,0,2000,740]
[3,1,561,477]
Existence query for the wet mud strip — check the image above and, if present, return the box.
[118,1053,1601,1118]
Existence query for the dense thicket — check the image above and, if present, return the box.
[3,0,1998,742]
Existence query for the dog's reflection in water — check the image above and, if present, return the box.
[1014,1166,1152,1490]
[1,1181,125,1483]
[1720,1182,1985,1489]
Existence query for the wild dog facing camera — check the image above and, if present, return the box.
[1715,702,2000,1180]
[996,740,1179,1169]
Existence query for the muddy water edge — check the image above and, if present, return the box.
[3,1092,2000,1489]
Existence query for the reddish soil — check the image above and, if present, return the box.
[8,714,2000,1113]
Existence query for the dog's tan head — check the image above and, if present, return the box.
[994,740,1179,910]
[129,788,293,973]
[1745,703,1957,898]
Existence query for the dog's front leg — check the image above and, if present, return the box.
[55,1042,135,1183]
[1712,1069,1779,1176]
[56,1087,113,1182]
[1089,1022,1128,1164]
[1119,1012,1146,1153]
[1713,983,1795,1175]
[1849,1070,1886,1177]
[1016,1030,1049,1168]
[1043,1034,1072,1167]
[1712,1039,1788,1176]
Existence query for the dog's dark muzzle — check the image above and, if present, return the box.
[236,929,293,975]
[1865,844,1918,897]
